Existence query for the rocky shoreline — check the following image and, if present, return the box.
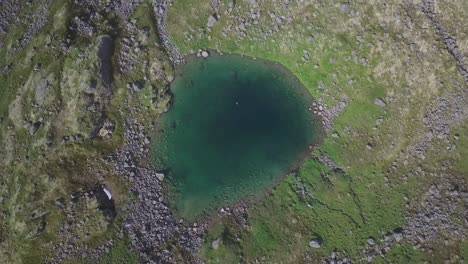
[109,113,204,263]
[152,0,184,65]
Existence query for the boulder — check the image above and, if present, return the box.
[309,239,321,248]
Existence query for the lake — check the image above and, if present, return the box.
[151,52,322,219]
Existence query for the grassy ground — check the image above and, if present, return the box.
[97,235,139,264]
[0,0,466,262]
[167,0,467,262]
[373,243,425,263]
[0,0,124,262]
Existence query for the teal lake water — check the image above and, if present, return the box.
[152,53,322,219]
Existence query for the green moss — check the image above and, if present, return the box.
[203,157,409,262]
[97,236,139,264]
[200,221,242,263]
[453,123,468,177]
[374,243,425,264]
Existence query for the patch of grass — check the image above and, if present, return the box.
[200,221,242,263]
[374,243,425,264]
[231,159,406,262]
[452,122,468,177]
[463,240,468,263]
[97,236,139,264]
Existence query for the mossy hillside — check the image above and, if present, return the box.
[0,0,171,262]
[117,1,173,121]
[0,1,71,117]
[0,2,72,261]
[168,0,466,262]
[97,235,139,264]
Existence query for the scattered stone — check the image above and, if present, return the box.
[361,57,368,65]
[127,80,145,93]
[321,95,349,131]
[34,63,42,71]
[23,120,42,135]
[98,120,115,139]
[317,155,343,172]
[72,16,95,36]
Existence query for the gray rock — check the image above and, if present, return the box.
[35,79,49,102]
[212,238,221,250]
[376,117,384,125]
[394,233,403,242]
[374,98,387,107]
[309,239,321,248]
[207,15,218,28]
[156,173,165,181]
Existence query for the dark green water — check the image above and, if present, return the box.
[152,53,322,219]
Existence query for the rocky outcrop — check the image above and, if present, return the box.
[0,0,20,36]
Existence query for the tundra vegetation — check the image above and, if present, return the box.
[0,0,467,263]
